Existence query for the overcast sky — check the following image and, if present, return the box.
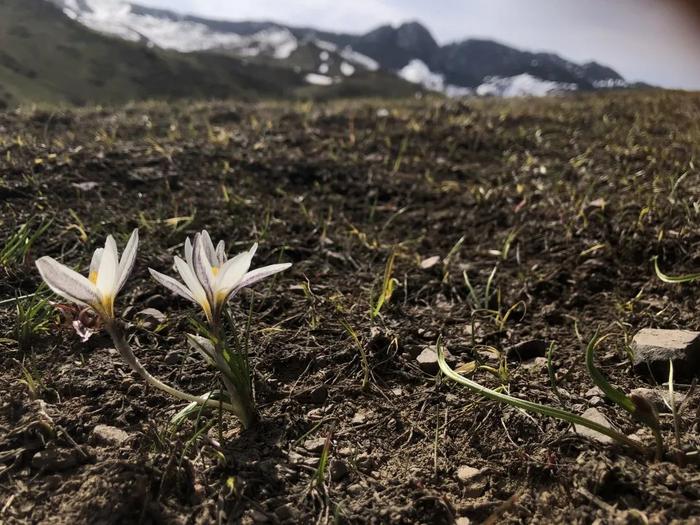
[137,0,700,89]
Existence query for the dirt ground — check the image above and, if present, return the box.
[1,91,700,524]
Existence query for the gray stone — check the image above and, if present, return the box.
[631,328,700,379]
[91,424,130,446]
[573,408,614,444]
[416,347,439,374]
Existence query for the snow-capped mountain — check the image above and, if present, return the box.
[48,0,627,97]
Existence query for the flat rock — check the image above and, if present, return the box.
[573,408,614,444]
[631,328,700,380]
[91,424,130,446]
[303,437,327,453]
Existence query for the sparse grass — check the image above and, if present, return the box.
[11,287,53,354]
[2,91,700,523]
[0,218,52,269]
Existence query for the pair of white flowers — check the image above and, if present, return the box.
[36,229,290,323]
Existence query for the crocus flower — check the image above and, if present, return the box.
[149,230,290,323]
[36,230,139,319]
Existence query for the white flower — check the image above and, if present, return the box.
[36,229,139,319]
[149,230,291,322]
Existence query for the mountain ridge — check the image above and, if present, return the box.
[0,0,634,108]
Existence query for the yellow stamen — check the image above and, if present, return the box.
[211,266,219,276]
[89,271,98,284]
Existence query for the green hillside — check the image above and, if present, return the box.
[0,0,306,107]
[0,0,420,108]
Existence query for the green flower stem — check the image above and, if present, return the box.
[104,319,239,414]
[437,343,651,457]
[211,318,258,429]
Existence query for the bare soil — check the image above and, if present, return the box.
[2,91,700,524]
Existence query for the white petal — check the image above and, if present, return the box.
[235,263,292,292]
[249,242,258,258]
[184,237,194,267]
[215,240,226,265]
[96,235,119,297]
[149,268,195,303]
[116,229,138,293]
[89,248,103,277]
[215,250,253,291]
[174,256,210,311]
[36,256,101,308]
[193,235,215,302]
[201,230,218,266]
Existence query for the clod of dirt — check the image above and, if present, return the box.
[293,385,328,405]
[274,503,300,521]
[573,408,614,444]
[90,424,130,447]
[506,339,548,361]
[31,447,85,472]
[456,465,482,483]
[631,328,700,380]
[164,351,184,365]
[330,459,349,481]
[629,388,683,414]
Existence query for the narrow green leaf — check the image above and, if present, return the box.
[653,256,700,283]
[437,340,649,455]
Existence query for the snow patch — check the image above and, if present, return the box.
[319,51,330,61]
[340,62,355,76]
[315,40,338,52]
[254,28,297,59]
[593,78,628,88]
[338,46,379,71]
[318,63,329,74]
[476,74,577,97]
[305,73,334,86]
[53,0,299,57]
[398,59,444,91]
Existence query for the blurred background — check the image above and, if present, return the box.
[0,0,698,108]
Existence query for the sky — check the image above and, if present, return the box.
[136,0,700,89]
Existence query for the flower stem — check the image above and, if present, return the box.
[104,319,239,414]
